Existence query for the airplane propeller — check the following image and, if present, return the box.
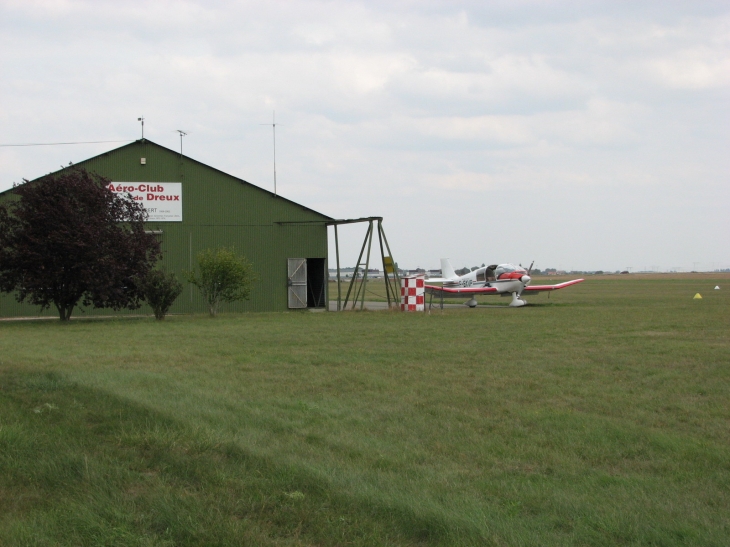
[518,261,534,300]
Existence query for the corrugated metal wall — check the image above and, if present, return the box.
[0,140,330,317]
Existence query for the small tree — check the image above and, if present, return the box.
[0,168,160,320]
[186,247,256,317]
[142,269,183,320]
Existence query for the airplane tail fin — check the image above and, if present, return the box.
[440,258,458,280]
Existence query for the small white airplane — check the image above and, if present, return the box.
[425,259,584,308]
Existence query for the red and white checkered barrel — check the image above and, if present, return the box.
[400,275,425,311]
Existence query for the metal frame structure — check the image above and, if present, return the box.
[328,217,399,311]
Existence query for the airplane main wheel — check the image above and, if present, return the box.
[466,298,478,308]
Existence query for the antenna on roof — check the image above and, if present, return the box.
[260,111,278,196]
[175,130,188,157]
[138,116,145,139]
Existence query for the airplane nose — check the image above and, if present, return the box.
[521,275,531,285]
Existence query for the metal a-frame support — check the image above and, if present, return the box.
[328,217,400,311]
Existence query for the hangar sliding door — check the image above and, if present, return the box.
[287,258,307,309]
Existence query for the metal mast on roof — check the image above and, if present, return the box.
[175,130,187,157]
[175,130,188,183]
[260,111,278,196]
[138,116,145,139]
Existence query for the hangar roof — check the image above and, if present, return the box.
[0,139,333,222]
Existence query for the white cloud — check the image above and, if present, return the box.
[0,1,728,270]
[648,46,730,89]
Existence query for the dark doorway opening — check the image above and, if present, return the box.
[306,258,326,308]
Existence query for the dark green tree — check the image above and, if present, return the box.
[0,168,160,320]
[142,270,183,320]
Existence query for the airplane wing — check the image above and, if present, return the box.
[522,279,584,292]
[425,285,498,296]
[425,278,584,298]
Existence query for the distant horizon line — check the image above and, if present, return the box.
[328,267,730,274]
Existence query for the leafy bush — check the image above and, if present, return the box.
[186,248,256,317]
[142,270,183,320]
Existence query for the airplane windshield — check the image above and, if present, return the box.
[495,264,516,277]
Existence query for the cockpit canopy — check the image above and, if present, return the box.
[473,264,500,282]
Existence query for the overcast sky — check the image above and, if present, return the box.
[1,0,728,271]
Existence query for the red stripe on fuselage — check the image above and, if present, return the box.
[497,271,526,280]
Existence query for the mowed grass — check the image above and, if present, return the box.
[1,274,729,545]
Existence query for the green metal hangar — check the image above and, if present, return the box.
[0,139,332,317]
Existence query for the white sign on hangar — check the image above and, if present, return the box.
[107,182,182,222]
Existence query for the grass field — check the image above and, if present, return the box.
[328,273,715,306]
[1,274,729,546]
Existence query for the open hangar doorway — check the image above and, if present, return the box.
[283,217,399,311]
[287,258,327,309]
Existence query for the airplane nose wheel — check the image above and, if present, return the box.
[509,292,526,307]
